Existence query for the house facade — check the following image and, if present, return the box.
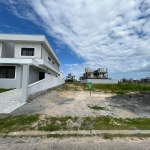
[141,77,150,83]
[80,68,118,84]
[65,73,75,82]
[0,34,64,102]
[83,68,108,79]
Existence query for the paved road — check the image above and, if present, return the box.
[0,137,150,150]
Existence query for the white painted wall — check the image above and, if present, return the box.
[29,65,42,84]
[28,73,64,95]
[14,43,41,59]
[0,65,22,88]
[41,45,49,62]
[1,42,15,58]
[0,42,2,57]
[41,45,59,71]
[81,79,118,84]
[47,69,56,76]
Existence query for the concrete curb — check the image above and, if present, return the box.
[1,130,150,137]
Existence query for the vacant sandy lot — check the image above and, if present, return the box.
[11,88,150,118]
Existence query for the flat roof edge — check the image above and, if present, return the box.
[43,36,61,65]
[0,33,61,65]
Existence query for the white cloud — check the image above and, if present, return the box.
[1,0,150,79]
[56,49,60,54]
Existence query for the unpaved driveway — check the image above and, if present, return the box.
[10,90,150,118]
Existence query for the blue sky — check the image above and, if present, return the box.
[0,0,150,80]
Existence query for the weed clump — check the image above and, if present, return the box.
[88,105,105,110]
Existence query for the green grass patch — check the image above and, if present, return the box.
[1,115,150,133]
[62,84,71,90]
[115,90,126,95]
[4,133,150,139]
[0,114,39,133]
[38,124,61,131]
[58,83,87,91]
[38,116,77,131]
[102,133,150,140]
[88,105,105,110]
[57,83,150,93]
[0,89,12,93]
[47,133,92,138]
[38,116,150,131]
[56,84,80,91]
[92,83,150,92]
[82,116,150,130]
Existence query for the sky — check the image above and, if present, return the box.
[0,0,150,80]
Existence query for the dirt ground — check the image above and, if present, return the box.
[1,136,150,150]
[11,88,150,118]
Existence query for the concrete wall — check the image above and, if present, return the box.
[81,79,118,84]
[29,65,43,85]
[47,69,57,76]
[0,42,2,57]
[28,73,64,96]
[41,45,50,62]
[14,43,41,59]
[41,45,59,71]
[0,65,22,88]
[1,42,15,58]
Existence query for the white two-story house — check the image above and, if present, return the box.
[0,34,64,102]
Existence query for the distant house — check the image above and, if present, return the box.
[0,34,64,102]
[83,68,108,79]
[121,78,139,83]
[65,73,75,82]
[80,68,118,84]
[141,77,150,83]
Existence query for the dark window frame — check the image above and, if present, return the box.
[53,61,55,64]
[0,66,15,79]
[48,57,51,61]
[21,48,34,56]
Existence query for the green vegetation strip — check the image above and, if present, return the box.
[48,133,150,139]
[0,114,39,133]
[0,89,12,93]
[2,133,150,139]
[102,133,150,140]
[1,115,150,133]
[62,83,150,94]
[47,134,92,138]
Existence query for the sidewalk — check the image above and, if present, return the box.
[0,136,150,150]
[1,130,150,150]
[0,89,26,113]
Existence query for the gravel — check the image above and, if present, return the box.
[9,90,150,118]
[109,92,150,118]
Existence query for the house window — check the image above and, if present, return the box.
[21,48,34,56]
[39,72,45,80]
[48,57,51,61]
[53,61,54,64]
[0,66,15,78]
